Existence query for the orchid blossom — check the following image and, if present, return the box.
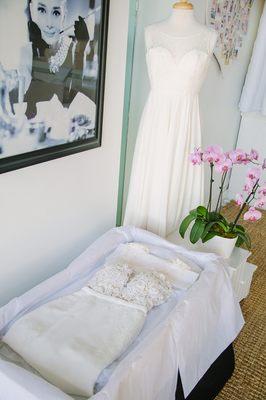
[249,149,259,161]
[229,149,249,165]
[202,145,224,163]
[243,207,262,222]
[189,148,203,165]
[235,193,244,207]
[254,197,266,209]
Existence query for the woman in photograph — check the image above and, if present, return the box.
[25,0,95,118]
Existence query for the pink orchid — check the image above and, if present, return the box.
[235,193,244,207]
[202,145,224,163]
[243,178,255,193]
[246,167,261,182]
[229,149,249,165]
[249,149,259,161]
[243,207,262,222]
[258,184,266,197]
[215,158,233,173]
[254,197,266,209]
[189,148,203,165]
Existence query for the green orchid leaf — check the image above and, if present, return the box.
[202,222,217,239]
[196,206,208,218]
[236,231,251,249]
[179,214,196,238]
[236,236,244,247]
[189,209,197,217]
[216,221,230,232]
[209,212,226,223]
[234,225,245,233]
[208,212,218,221]
[190,219,206,244]
[202,231,217,243]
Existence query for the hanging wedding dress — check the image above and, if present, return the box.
[239,2,266,115]
[123,12,217,237]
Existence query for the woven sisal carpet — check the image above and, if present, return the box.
[215,202,266,400]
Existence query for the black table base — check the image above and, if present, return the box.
[176,344,235,400]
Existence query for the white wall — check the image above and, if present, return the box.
[123,0,264,212]
[200,1,265,201]
[0,0,28,70]
[0,0,130,306]
[229,112,266,200]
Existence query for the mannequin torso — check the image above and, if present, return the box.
[145,9,217,62]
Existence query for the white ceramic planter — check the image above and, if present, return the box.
[199,235,238,259]
[167,230,238,259]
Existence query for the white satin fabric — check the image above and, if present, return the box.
[240,3,266,115]
[3,287,147,398]
[0,227,244,400]
[123,32,215,237]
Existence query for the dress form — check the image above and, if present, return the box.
[152,10,204,36]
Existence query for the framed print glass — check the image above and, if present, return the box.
[0,0,109,173]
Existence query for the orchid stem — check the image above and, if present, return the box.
[232,180,259,228]
[215,171,227,213]
[207,163,214,212]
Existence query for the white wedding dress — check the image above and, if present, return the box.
[124,27,216,237]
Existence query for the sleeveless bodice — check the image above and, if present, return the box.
[147,47,210,96]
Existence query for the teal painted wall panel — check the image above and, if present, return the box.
[116,0,138,226]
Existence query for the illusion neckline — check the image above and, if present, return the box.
[155,29,205,40]
[147,46,209,62]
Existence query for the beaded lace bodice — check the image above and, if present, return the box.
[145,27,215,95]
[88,264,173,312]
[121,271,172,311]
[88,264,133,298]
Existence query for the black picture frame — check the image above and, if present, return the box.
[0,0,110,174]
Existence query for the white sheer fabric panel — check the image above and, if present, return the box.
[240,3,266,115]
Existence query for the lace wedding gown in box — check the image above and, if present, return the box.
[124,28,216,237]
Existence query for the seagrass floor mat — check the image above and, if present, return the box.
[215,202,266,400]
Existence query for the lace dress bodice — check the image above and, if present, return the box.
[145,27,216,96]
[122,271,172,311]
[88,264,133,298]
[88,264,173,311]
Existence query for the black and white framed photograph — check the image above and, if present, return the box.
[0,0,109,173]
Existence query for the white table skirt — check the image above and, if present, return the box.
[0,226,244,400]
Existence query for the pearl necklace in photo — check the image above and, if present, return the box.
[48,36,72,74]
